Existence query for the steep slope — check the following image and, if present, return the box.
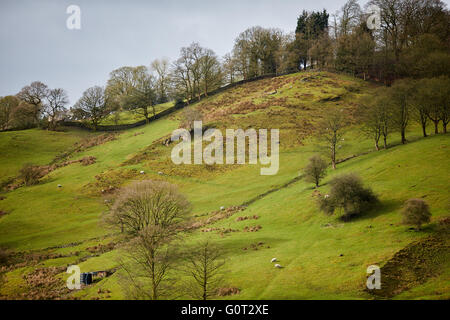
[0,72,448,300]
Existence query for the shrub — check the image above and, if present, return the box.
[318,173,377,220]
[19,163,42,186]
[401,199,431,230]
[304,155,328,187]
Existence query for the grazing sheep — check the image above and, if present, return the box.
[140,171,145,174]
[275,264,282,268]
[220,206,225,211]
[57,184,62,188]
[271,258,277,263]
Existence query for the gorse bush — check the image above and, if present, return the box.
[401,199,431,230]
[318,173,377,221]
[19,163,42,186]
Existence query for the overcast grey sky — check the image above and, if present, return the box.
[0,0,446,104]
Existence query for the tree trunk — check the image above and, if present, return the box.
[443,122,447,134]
[383,135,387,149]
[144,109,149,124]
[331,145,336,170]
[434,121,439,134]
[422,123,427,137]
[401,129,406,144]
[375,140,379,151]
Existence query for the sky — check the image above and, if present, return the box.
[0,0,446,104]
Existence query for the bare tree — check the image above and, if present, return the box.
[45,88,69,130]
[118,225,177,300]
[222,53,239,84]
[318,108,347,169]
[122,69,157,123]
[151,58,171,103]
[182,241,226,300]
[105,180,191,237]
[17,81,49,124]
[200,49,222,97]
[358,91,392,150]
[419,76,450,134]
[387,79,415,144]
[73,86,111,131]
[172,47,196,102]
[108,180,191,300]
[339,0,362,36]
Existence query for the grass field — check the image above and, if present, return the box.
[0,128,92,186]
[0,72,448,300]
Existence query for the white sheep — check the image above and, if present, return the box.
[275,264,282,268]
[140,170,145,174]
[271,258,277,263]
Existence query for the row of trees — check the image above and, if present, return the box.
[47,0,450,131]
[310,75,448,174]
[2,0,448,131]
[359,76,449,150]
[310,0,450,82]
[0,82,69,130]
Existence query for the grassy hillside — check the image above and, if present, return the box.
[0,72,448,300]
[0,128,92,186]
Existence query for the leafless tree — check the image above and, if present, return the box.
[222,53,239,84]
[200,49,222,97]
[151,58,171,103]
[118,225,178,300]
[45,88,69,130]
[105,180,191,237]
[108,180,191,300]
[339,0,362,36]
[122,69,157,123]
[318,108,347,169]
[182,241,226,300]
[387,79,415,144]
[73,86,111,131]
[358,91,392,150]
[17,81,49,124]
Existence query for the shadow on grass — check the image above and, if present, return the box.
[338,199,402,223]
